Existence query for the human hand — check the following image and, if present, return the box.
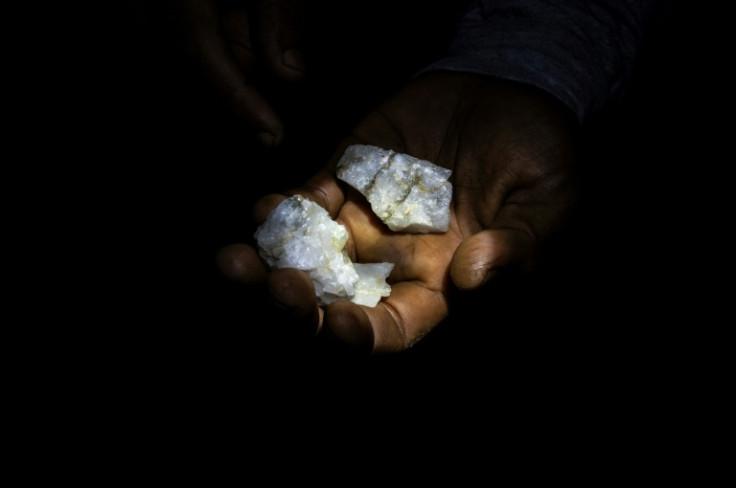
[156,0,305,146]
[217,71,579,354]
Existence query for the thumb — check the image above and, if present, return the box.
[450,229,535,290]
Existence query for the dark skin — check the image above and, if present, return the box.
[148,0,579,354]
[217,70,579,354]
[156,0,306,146]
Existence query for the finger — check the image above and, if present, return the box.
[203,49,284,144]
[450,228,536,290]
[295,169,347,217]
[216,243,268,285]
[253,194,289,223]
[321,301,374,355]
[324,281,448,354]
[221,7,261,75]
[188,10,283,144]
[253,0,306,81]
[267,268,323,338]
[251,169,347,223]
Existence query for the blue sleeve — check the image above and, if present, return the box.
[418,0,665,122]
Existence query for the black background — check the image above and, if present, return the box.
[55,1,713,412]
[15,1,731,475]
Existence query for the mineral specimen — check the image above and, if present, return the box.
[336,144,452,233]
[254,146,453,307]
[254,194,393,307]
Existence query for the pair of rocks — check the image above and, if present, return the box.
[254,144,452,307]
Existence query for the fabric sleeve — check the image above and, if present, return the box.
[417,0,664,122]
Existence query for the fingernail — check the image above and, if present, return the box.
[257,132,279,147]
[282,49,305,73]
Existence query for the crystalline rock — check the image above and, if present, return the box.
[336,144,452,233]
[254,145,453,307]
[254,194,393,307]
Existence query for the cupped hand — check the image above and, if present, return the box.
[218,71,579,354]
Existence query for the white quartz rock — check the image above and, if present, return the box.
[254,194,393,307]
[352,262,394,307]
[336,144,452,233]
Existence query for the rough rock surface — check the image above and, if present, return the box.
[254,194,392,307]
[336,144,452,233]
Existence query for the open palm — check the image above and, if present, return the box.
[218,71,579,354]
